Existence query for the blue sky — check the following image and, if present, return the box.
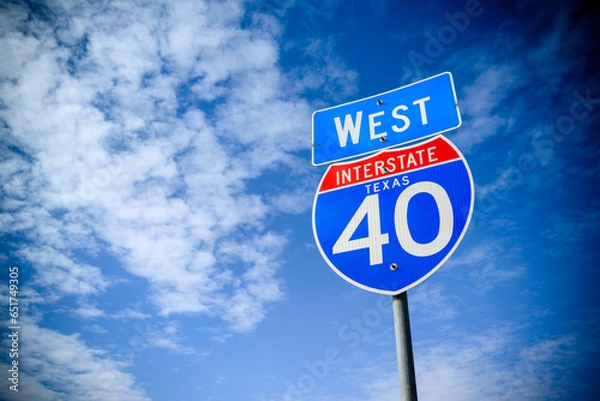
[0,0,599,400]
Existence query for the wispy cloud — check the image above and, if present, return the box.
[287,36,359,106]
[282,324,584,401]
[410,282,457,321]
[0,0,340,334]
[73,304,153,320]
[0,319,150,401]
[444,240,526,293]
[73,304,106,319]
[17,245,110,296]
[453,64,521,152]
[0,2,360,398]
[127,320,199,356]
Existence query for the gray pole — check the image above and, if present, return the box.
[392,291,418,401]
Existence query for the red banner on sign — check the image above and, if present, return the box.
[319,136,460,193]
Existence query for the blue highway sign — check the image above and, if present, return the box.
[312,135,474,294]
[312,72,461,166]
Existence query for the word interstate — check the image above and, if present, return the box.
[335,144,437,186]
[317,135,462,193]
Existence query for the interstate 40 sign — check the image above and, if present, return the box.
[312,135,474,294]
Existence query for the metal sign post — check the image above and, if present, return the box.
[393,292,418,401]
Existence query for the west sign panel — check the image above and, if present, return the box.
[312,135,474,294]
[312,72,461,166]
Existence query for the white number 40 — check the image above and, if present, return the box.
[332,181,454,265]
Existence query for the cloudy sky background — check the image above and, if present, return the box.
[0,0,599,400]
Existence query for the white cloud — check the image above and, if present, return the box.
[217,232,286,332]
[443,240,526,293]
[451,64,521,153]
[268,186,315,215]
[410,282,457,321]
[444,6,591,157]
[415,331,580,401]
[283,325,582,401]
[17,245,110,296]
[468,262,526,293]
[129,320,199,356]
[111,308,153,320]
[74,304,106,318]
[0,320,150,401]
[0,1,359,398]
[0,0,348,333]
[291,37,359,105]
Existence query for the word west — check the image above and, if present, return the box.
[334,96,431,147]
[335,145,438,187]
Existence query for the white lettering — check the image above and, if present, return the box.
[364,163,373,179]
[415,149,425,164]
[427,146,438,162]
[334,112,363,147]
[391,105,410,133]
[412,96,431,125]
[369,111,387,140]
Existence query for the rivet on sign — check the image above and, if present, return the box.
[390,263,398,271]
[377,99,384,106]
[380,137,387,142]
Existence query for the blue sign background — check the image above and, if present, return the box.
[312,72,461,166]
[313,147,473,294]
